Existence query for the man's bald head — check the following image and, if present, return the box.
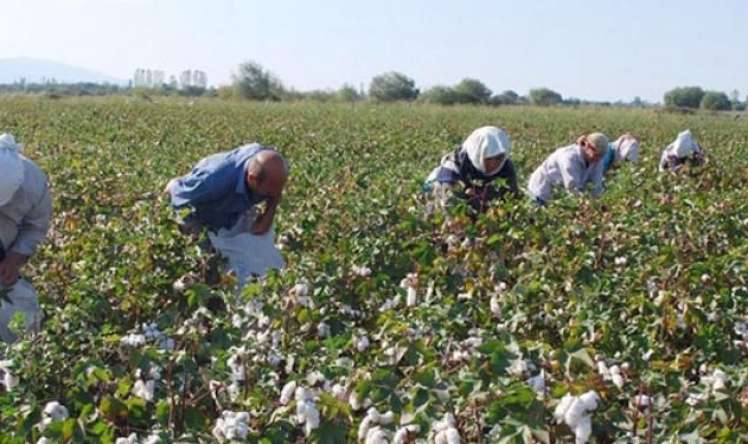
[246,150,288,198]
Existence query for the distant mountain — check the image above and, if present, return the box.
[0,58,124,85]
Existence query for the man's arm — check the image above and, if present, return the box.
[251,194,281,235]
[559,157,582,195]
[168,170,226,209]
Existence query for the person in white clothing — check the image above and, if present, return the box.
[659,129,705,172]
[527,133,609,204]
[0,133,52,342]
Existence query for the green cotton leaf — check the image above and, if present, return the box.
[184,407,207,430]
[99,396,127,421]
[155,400,170,425]
[314,420,347,444]
[569,348,596,369]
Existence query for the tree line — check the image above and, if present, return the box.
[0,59,745,111]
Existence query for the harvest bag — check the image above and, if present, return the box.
[207,211,285,287]
[0,241,42,343]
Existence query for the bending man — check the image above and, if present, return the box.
[166,143,288,287]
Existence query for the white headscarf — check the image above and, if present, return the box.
[0,133,25,207]
[612,135,640,163]
[462,126,511,175]
[667,129,698,158]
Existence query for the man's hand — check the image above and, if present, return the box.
[0,252,28,287]
[250,195,281,235]
[163,178,177,195]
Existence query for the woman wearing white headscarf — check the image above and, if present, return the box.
[659,129,705,172]
[602,133,640,174]
[527,133,609,205]
[423,126,518,211]
[0,133,51,342]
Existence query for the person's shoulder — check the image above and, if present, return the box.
[20,155,48,183]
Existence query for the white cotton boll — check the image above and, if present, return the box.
[43,401,69,421]
[711,369,728,391]
[133,379,155,402]
[508,358,530,377]
[121,333,146,347]
[114,434,138,444]
[527,371,545,395]
[406,287,417,306]
[596,361,609,378]
[353,265,372,277]
[614,256,627,267]
[433,412,456,432]
[573,415,592,444]
[490,295,501,318]
[553,394,575,423]
[378,410,395,425]
[578,391,599,412]
[393,424,420,444]
[457,291,472,301]
[609,365,624,389]
[358,416,375,442]
[633,395,651,408]
[37,438,53,444]
[496,282,508,292]
[268,354,283,367]
[331,383,347,400]
[356,335,370,352]
[444,427,461,444]
[227,382,241,401]
[701,274,710,283]
[434,430,449,444]
[306,371,326,386]
[3,370,19,390]
[365,426,390,444]
[317,322,331,338]
[734,322,748,338]
[280,381,297,405]
[295,386,315,402]
[227,354,245,382]
[143,433,161,444]
[292,283,309,297]
[563,397,586,428]
[349,392,364,410]
[303,404,320,436]
[642,349,654,361]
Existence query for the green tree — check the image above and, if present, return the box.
[529,88,563,106]
[663,86,705,108]
[338,83,362,102]
[232,60,284,101]
[489,90,519,106]
[368,72,419,102]
[452,78,492,104]
[700,91,732,111]
[420,86,461,105]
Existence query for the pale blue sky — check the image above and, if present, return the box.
[1,0,746,102]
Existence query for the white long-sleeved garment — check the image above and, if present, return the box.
[0,156,52,257]
[527,144,605,203]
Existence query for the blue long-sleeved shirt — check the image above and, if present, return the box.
[169,144,270,231]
